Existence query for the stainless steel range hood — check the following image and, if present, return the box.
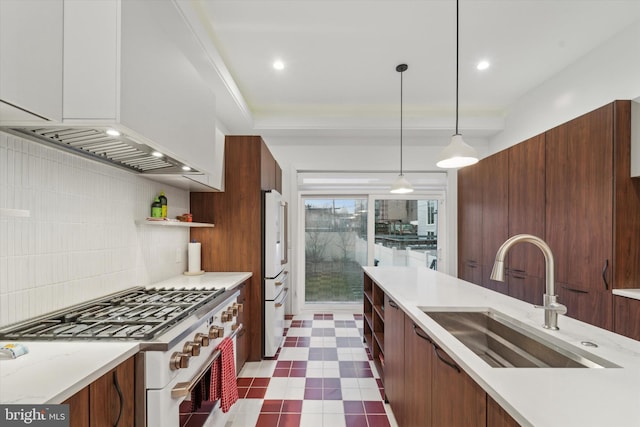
[2,125,221,191]
[5,125,193,173]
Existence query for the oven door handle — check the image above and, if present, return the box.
[275,271,289,287]
[171,323,243,399]
[274,287,289,308]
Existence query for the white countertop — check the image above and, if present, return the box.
[612,288,640,301]
[0,272,252,404]
[363,266,640,427]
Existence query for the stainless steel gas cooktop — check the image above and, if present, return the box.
[0,287,226,341]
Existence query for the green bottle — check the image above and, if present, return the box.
[151,197,162,218]
[159,191,168,218]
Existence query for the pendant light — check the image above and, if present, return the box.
[390,63,414,194]
[436,0,479,169]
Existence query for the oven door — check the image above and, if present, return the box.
[264,287,288,357]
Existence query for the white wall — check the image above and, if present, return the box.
[490,20,640,153]
[0,131,191,326]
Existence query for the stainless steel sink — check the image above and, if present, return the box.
[422,309,619,368]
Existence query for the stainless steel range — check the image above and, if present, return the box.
[0,285,242,427]
[0,287,227,341]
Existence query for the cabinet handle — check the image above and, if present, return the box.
[388,299,398,309]
[602,259,609,290]
[561,285,589,294]
[413,324,433,343]
[113,371,124,427]
[433,345,461,373]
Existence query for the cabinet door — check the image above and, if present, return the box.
[89,357,135,427]
[546,105,613,329]
[487,395,520,427]
[0,0,63,121]
[404,319,433,427]
[507,135,546,305]
[557,285,613,330]
[383,295,405,425]
[546,105,613,290]
[236,281,249,374]
[63,386,90,427]
[458,163,483,285]
[432,345,486,427]
[481,150,509,291]
[261,140,277,191]
[614,296,640,341]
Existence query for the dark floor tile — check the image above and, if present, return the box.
[252,377,271,387]
[273,368,290,377]
[303,388,323,400]
[345,414,368,427]
[261,400,283,413]
[256,413,280,427]
[364,401,386,414]
[292,360,307,368]
[246,387,268,398]
[281,400,303,413]
[278,413,301,427]
[367,414,391,427]
[305,378,323,388]
[289,368,306,377]
[237,377,253,387]
[183,413,210,427]
[323,378,341,388]
[323,388,342,400]
[343,401,365,414]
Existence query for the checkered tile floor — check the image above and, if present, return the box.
[204,313,398,427]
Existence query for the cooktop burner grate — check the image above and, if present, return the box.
[0,287,226,341]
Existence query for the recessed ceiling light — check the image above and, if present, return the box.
[151,151,164,158]
[105,129,120,137]
[477,60,490,70]
[182,165,192,171]
[273,60,285,70]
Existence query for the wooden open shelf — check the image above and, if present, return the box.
[363,272,386,384]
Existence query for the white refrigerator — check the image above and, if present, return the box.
[263,190,289,357]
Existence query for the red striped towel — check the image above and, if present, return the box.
[209,337,238,413]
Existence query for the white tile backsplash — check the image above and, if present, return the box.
[0,131,193,326]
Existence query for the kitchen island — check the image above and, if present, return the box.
[0,272,251,405]
[364,266,640,427]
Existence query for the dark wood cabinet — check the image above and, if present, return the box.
[383,294,405,425]
[235,280,249,373]
[487,395,520,427]
[191,135,283,362]
[64,357,135,427]
[458,162,483,285]
[363,273,385,382]
[404,317,433,427]
[64,386,89,427]
[506,134,546,305]
[546,104,617,330]
[458,101,640,331]
[481,150,509,280]
[431,343,486,427]
[614,295,640,341]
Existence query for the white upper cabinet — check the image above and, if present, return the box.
[0,0,63,121]
[63,0,218,179]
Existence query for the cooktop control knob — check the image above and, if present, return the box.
[209,325,224,339]
[194,333,210,347]
[221,310,232,322]
[183,341,201,357]
[232,302,244,314]
[170,352,190,370]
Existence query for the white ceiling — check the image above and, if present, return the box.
[181,0,640,145]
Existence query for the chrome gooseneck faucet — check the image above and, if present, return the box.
[490,234,567,330]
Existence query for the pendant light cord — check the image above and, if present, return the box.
[400,68,404,175]
[455,0,459,135]
[396,63,408,175]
